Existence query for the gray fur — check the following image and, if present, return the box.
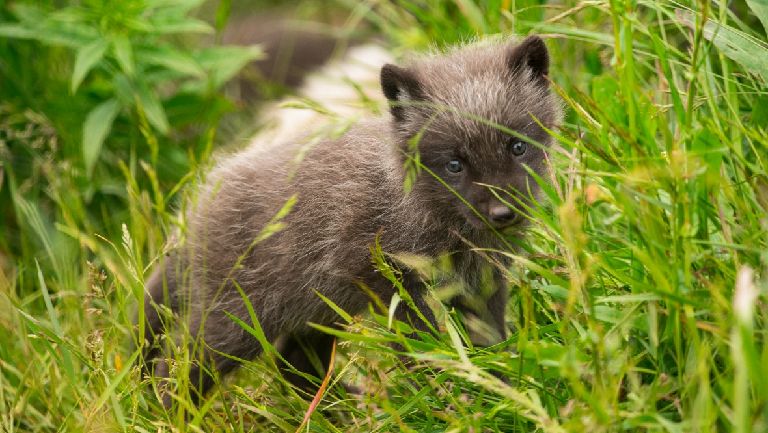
[142,35,562,402]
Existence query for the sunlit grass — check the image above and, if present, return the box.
[1,0,767,431]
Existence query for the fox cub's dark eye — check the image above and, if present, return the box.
[509,140,527,156]
[445,159,463,173]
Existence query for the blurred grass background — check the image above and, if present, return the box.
[0,0,767,431]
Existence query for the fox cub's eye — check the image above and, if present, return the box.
[445,159,463,173]
[509,139,527,156]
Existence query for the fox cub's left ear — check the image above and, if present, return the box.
[507,35,550,85]
[380,64,424,121]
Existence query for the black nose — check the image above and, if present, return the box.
[488,203,516,225]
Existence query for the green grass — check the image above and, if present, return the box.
[1,0,767,431]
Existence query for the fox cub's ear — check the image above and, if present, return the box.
[380,64,424,121]
[507,35,550,85]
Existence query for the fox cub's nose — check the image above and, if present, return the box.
[488,203,516,225]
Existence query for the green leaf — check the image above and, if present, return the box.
[753,95,768,126]
[112,73,134,105]
[388,292,401,330]
[141,46,205,78]
[691,128,725,181]
[112,35,134,76]
[747,0,768,36]
[529,23,615,46]
[120,17,155,34]
[214,0,232,31]
[227,281,279,360]
[195,45,263,88]
[71,39,109,93]
[314,290,354,324]
[677,9,768,81]
[0,24,37,40]
[10,3,46,22]
[591,74,627,127]
[444,314,470,365]
[136,82,169,135]
[35,260,77,385]
[82,98,121,176]
[89,351,140,418]
[5,16,95,47]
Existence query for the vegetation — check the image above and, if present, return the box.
[1,0,766,431]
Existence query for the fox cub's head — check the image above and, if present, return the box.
[380,36,562,230]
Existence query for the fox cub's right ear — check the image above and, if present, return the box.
[380,64,424,121]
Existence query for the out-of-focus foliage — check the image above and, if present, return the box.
[0,0,260,284]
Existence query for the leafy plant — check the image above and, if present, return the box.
[0,0,260,176]
[0,0,262,293]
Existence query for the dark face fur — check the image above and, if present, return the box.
[380,36,562,231]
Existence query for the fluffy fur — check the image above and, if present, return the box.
[142,35,563,403]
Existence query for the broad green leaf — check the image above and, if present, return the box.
[141,46,205,78]
[5,5,95,46]
[82,98,121,176]
[677,9,768,81]
[71,39,109,93]
[747,0,768,36]
[112,73,134,105]
[195,45,263,88]
[47,6,90,26]
[538,284,569,301]
[0,24,37,40]
[121,17,155,34]
[10,3,46,22]
[112,35,134,76]
[4,19,95,47]
[136,83,169,134]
